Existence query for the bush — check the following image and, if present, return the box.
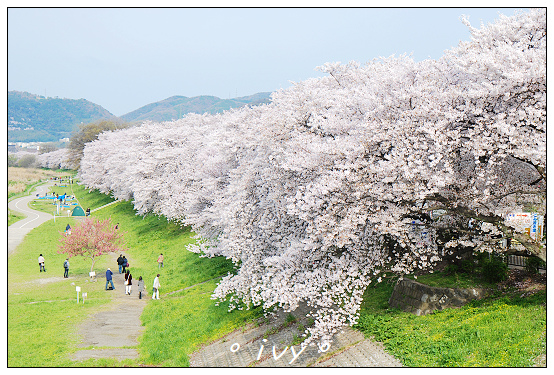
[525,256,546,275]
[459,259,475,274]
[475,251,491,267]
[482,259,508,283]
[18,154,37,168]
[444,264,458,275]
[8,154,18,167]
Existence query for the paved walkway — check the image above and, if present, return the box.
[70,253,148,362]
[189,302,402,367]
[8,181,55,254]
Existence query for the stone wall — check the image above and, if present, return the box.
[388,278,488,316]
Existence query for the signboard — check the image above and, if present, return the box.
[505,213,544,241]
[410,220,434,247]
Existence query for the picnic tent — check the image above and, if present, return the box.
[72,206,86,216]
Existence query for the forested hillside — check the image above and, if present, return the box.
[8,91,117,142]
[8,90,272,142]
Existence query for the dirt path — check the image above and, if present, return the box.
[70,253,148,362]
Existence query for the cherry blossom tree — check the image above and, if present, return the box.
[36,148,72,170]
[77,9,545,344]
[58,217,126,273]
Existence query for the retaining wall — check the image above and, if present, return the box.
[388,278,488,316]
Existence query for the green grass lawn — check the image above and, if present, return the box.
[9,179,547,367]
[8,209,26,226]
[8,182,261,367]
[8,217,113,367]
[355,274,546,367]
[404,270,499,289]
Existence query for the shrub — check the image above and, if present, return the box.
[475,251,491,267]
[525,256,546,275]
[482,259,508,283]
[8,154,18,167]
[17,154,37,168]
[444,264,458,275]
[459,259,475,274]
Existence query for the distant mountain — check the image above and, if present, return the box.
[8,91,117,142]
[8,91,273,142]
[120,92,272,123]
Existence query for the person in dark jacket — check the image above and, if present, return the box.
[122,256,128,273]
[125,270,133,295]
[105,268,115,290]
[63,258,69,278]
[117,254,124,274]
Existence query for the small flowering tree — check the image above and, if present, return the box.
[58,217,126,273]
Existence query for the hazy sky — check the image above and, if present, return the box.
[8,7,527,116]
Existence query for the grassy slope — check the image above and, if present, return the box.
[8,210,26,226]
[355,274,546,367]
[8,183,261,367]
[8,216,113,367]
[86,199,262,366]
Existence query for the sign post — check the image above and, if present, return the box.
[76,286,81,303]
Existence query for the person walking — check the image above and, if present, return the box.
[157,253,164,269]
[152,274,160,300]
[125,270,133,295]
[117,254,124,274]
[127,272,133,295]
[137,276,145,299]
[105,268,115,290]
[122,256,128,273]
[38,254,46,272]
[63,258,70,278]
[65,224,71,235]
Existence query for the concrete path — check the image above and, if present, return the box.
[70,253,148,362]
[189,302,402,367]
[8,181,55,255]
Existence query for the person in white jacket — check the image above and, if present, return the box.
[152,274,160,300]
[38,254,46,272]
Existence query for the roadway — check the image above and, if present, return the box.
[8,181,55,255]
